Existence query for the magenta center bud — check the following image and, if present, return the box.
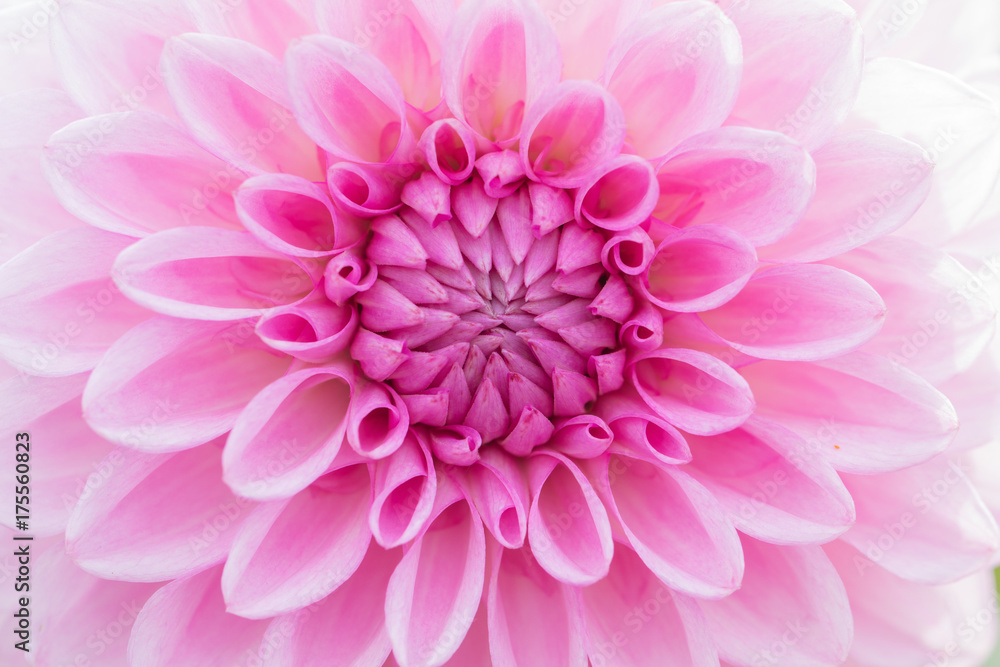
[342,140,650,462]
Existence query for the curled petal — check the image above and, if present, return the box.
[620,301,663,352]
[464,447,530,549]
[420,118,478,185]
[223,364,354,500]
[574,154,659,232]
[222,464,372,618]
[629,348,754,436]
[519,80,626,188]
[527,451,613,585]
[641,224,757,313]
[255,293,358,362]
[596,388,692,465]
[325,249,378,306]
[601,226,655,276]
[237,173,357,256]
[347,380,410,460]
[285,35,413,163]
[370,431,437,548]
[549,415,613,460]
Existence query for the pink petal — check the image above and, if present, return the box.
[223,364,354,500]
[316,0,450,111]
[726,0,864,149]
[586,453,743,599]
[83,317,291,450]
[161,33,321,179]
[549,415,613,459]
[441,0,561,144]
[236,173,357,256]
[113,227,317,320]
[186,0,315,58]
[579,546,718,667]
[285,35,413,163]
[347,380,410,460]
[741,352,959,474]
[326,250,379,306]
[368,214,429,269]
[602,1,742,159]
[642,224,757,313]
[486,544,588,667]
[0,227,150,376]
[653,126,815,247]
[222,464,372,618]
[463,447,530,549]
[128,565,269,666]
[597,388,692,466]
[699,264,887,362]
[574,154,659,232]
[536,0,645,80]
[43,111,245,236]
[519,80,626,188]
[841,454,1000,585]
[629,348,755,436]
[700,537,852,666]
[328,161,404,218]
[261,544,402,667]
[685,417,856,544]
[370,431,438,548]
[420,118,478,185]
[51,0,192,116]
[601,226,655,276]
[527,451,614,585]
[385,474,486,667]
[428,424,483,467]
[759,130,934,263]
[66,443,253,581]
[256,293,358,362]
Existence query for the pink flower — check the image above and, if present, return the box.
[1,0,999,665]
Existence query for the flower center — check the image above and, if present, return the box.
[344,150,638,458]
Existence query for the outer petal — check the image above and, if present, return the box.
[826,237,997,384]
[285,35,414,163]
[698,264,886,361]
[0,2,61,96]
[684,417,856,545]
[847,58,1000,243]
[222,464,372,618]
[43,111,246,236]
[0,89,83,256]
[602,1,742,160]
[83,317,291,451]
[653,127,816,247]
[759,130,934,263]
[536,0,645,81]
[183,0,315,58]
[700,537,853,667]
[33,546,158,667]
[740,352,959,474]
[827,540,999,667]
[161,33,322,178]
[441,0,561,144]
[385,473,486,667]
[487,544,588,667]
[65,443,255,581]
[223,364,355,501]
[578,546,719,667]
[260,544,402,667]
[840,454,1000,585]
[725,0,864,149]
[128,565,270,667]
[586,453,744,599]
[0,227,150,376]
[51,0,193,116]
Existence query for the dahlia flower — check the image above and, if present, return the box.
[1,0,1000,665]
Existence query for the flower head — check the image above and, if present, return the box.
[2,0,1000,665]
